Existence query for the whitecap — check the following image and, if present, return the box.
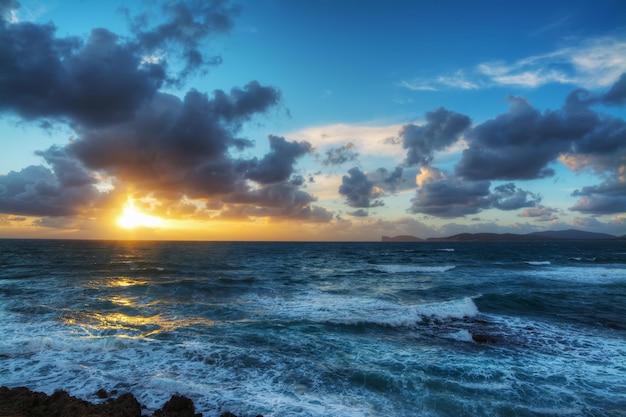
[251,293,479,327]
[375,264,456,274]
[525,261,551,266]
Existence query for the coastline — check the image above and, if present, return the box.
[0,386,255,417]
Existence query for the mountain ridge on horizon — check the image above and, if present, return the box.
[381,229,622,242]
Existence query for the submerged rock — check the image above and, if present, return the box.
[472,333,497,343]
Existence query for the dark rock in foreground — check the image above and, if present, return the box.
[0,386,258,417]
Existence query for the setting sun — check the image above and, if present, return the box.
[117,199,163,229]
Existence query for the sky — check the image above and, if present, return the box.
[0,0,625,241]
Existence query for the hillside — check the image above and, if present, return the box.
[382,229,618,242]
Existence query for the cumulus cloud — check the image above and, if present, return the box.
[570,178,626,215]
[338,167,385,213]
[246,135,312,184]
[0,165,100,217]
[411,167,542,218]
[519,205,560,222]
[398,107,471,167]
[0,1,333,225]
[456,80,626,181]
[320,143,359,166]
[68,85,280,196]
[411,167,491,217]
[123,0,241,82]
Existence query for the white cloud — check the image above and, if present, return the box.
[401,35,626,91]
[284,122,406,159]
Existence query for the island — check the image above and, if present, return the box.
[382,229,622,242]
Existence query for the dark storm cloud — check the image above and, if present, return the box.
[68,85,280,195]
[410,168,541,218]
[321,143,359,166]
[457,73,626,182]
[245,135,312,184]
[222,181,333,222]
[0,145,101,217]
[338,167,384,209]
[125,0,241,80]
[0,0,243,126]
[601,72,626,106]
[0,20,165,126]
[0,165,100,217]
[0,0,20,19]
[487,183,541,210]
[410,169,490,217]
[399,107,471,167]
[570,179,626,214]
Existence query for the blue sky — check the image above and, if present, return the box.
[0,0,625,240]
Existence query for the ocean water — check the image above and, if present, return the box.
[1,239,625,417]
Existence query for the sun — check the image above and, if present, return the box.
[117,199,163,229]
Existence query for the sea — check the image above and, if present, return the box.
[1,239,625,417]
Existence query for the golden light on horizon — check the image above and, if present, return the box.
[117,199,163,229]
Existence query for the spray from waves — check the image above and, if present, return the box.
[375,264,456,274]
[250,292,479,327]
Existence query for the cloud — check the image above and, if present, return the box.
[478,37,626,89]
[411,167,491,217]
[284,122,405,160]
[400,36,626,91]
[0,165,101,217]
[320,143,359,166]
[602,72,626,106]
[246,135,312,184]
[338,167,385,211]
[398,107,471,167]
[0,1,331,224]
[518,205,560,222]
[411,167,542,218]
[0,22,166,126]
[456,80,626,181]
[570,177,626,215]
[68,85,280,196]
[123,0,241,81]
[487,183,541,210]
[399,71,480,91]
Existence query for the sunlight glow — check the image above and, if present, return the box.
[117,199,163,229]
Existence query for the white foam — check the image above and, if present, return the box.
[446,329,474,342]
[375,264,456,274]
[252,293,479,327]
[523,265,626,283]
[525,261,551,266]
[437,248,455,252]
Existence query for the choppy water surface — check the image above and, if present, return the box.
[1,240,625,416]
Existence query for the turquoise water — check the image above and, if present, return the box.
[1,240,625,416]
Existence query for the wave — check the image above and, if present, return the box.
[525,261,551,266]
[375,264,456,274]
[253,293,479,327]
[437,248,455,252]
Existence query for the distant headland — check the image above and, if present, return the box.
[382,229,623,242]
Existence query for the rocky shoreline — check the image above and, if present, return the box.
[0,386,259,417]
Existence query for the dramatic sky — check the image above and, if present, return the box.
[1,0,625,241]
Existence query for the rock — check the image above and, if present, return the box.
[102,392,142,417]
[472,334,497,343]
[0,386,142,417]
[153,395,200,417]
[96,389,109,399]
